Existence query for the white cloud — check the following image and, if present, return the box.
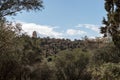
[18,21,63,38]
[66,29,87,35]
[15,21,102,40]
[76,24,100,33]
[89,36,96,39]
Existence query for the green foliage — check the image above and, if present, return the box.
[30,62,54,80]
[91,43,120,65]
[0,55,21,80]
[19,35,42,65]
[101,0,120,48]
[0,20,22,80]
[0,0,43,18]
[0,0,43,79]
[89,63,120,80]
[54,49,92,80]
[89,43,120,80]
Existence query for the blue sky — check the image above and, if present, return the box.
[8,0,106,40]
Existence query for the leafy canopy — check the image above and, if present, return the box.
[0,0,43,18]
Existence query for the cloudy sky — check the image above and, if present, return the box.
[8,0,106,40]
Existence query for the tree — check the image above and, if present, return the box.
[20,34,42,65]
[100,0,120,48]
[0,0,43,18]
[32,31,37,38]
[0,0,43,79]
[54,49,91,80]
[89,63,120,80]
[0,21,23,80]
[88,43,120,80]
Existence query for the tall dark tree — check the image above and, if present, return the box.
[101,0,120,48]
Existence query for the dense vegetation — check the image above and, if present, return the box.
[0,0,120,80]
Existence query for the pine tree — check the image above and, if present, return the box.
[101,0,120,48]
[0,0,43,18]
